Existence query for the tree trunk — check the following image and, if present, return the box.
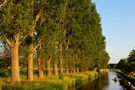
[38,55,43,78]
[69,68,72,73]
[65,63,69,74]
[27,10,41,80]
[27,31,34,81]
[76,68,79,73]
[37,44,43,78]
[0,78,2,90]
[73,67,76,73]
[10,33,20,85]
[54,43,58,76]
[59,44,63,74]
[54,63,58,76]
[47,56,51,77]
[66,68,69,74]
[81,67,84,72]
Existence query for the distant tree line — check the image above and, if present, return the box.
[108,63,117,69]
[117,49,135,73]
[0,0,109,85]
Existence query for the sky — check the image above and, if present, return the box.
[92,0,135,63]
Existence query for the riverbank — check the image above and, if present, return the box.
[116,69,135,87]
[1,70,108,90]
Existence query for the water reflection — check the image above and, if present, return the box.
[104,70,125,90]
[78,70,127,90]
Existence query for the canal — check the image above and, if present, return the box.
[77,70,135,90]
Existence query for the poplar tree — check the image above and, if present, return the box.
[0,0,33,84]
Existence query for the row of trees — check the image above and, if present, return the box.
[0,0,109,85]
[117,49,135,73]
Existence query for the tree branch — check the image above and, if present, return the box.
[3,34,14,47]
[0,0,8,8]
[5,38,14,47]
[33,43,40,52]
[33,39,41,52]
[18,33,29,45]
[58,0,68,25]
[31,12,41,33]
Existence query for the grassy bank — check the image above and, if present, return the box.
[0,70,102,90]
[116,69,135,79]
[116,69,135,86]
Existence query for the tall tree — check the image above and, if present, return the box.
[0,0,32,84]
[26,0,44,80]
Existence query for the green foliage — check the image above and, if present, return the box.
[117,49,135,73]
[116,59,127,71]
[127,49,135,63]
[0,1,33,35]
[0,69,10,78]
[0,0,109,85]
[0,58,10,69]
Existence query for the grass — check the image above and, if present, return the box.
[2,78,67,90]
[127,72,135,79]
[116,69,135,79]
[0,70,101,90]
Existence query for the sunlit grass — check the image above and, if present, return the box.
[1,70,100,90]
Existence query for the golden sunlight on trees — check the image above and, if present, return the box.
[0,0,109,88]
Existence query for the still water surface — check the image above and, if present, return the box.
[78,70,128,90]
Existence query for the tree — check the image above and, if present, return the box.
[116,59,126,71]
[0,0,109,81]
[127,49,135,63]
[26,0,45,81]
[117,49,135,73]
[0,0,33,85]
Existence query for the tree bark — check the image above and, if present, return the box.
[37,43,43,78]
[59,44,63,74]
[47,56,51,77]
[73,67,76,73]
[27,44,33,80]
[65,63,69,74]
[81,68,84,72]
[0,78,2,90]
[38,55,43,78]
[69,68,72,73]
[54,63,58,76]
[54,43,58,76]
[27,31,34,81]
[27,7,41,80]
[76,68,79,73]
[10,33,20,85]
[66,68,69,74]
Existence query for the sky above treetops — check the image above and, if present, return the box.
[92,0,135,63]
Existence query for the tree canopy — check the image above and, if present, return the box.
[117,49,135,73]
[0,0,109,85]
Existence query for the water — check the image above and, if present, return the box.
[77,70,131,90]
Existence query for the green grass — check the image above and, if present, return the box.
[1,70,100,90]
[2,79,67,90]
[116,69,135,79]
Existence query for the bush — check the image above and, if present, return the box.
[0,70,10,78]
[20,69,27,75]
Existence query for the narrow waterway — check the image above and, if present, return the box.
[77,70,135,90]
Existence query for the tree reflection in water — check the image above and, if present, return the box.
[77,70,127,90]
[78,71,109,90]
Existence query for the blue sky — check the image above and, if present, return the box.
[92,0,135,63]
